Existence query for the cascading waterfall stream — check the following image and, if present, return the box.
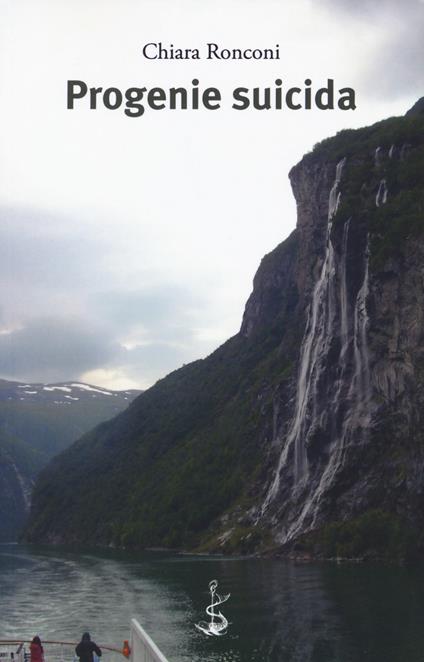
[287,232,372,540]
[11,463,32,511]
[349,236,371,424]
[339,218,351,349]
[262,158,346,514]
[261,155,382,539]
[376,179,388,207]
[329,217,351,420]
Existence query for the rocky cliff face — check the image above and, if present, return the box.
[256,156,371,541]
[25,101,424,558]
[240,103,424,556]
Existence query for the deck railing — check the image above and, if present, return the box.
[0,641,124,662]
[0,621,169,662]
[129,619,169,662]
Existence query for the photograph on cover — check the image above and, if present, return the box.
[1,0,424,660]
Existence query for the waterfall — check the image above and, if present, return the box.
[376,179,388,207]
[331,217,351,413]
[349,237,371,421]
[11,463,32,511]
[261,151,377,540]
[339,218,351,348]
[283,232,371,542]
[257,135,398,539]
[262,158,346,514]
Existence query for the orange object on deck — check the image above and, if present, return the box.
[122,640,131,658]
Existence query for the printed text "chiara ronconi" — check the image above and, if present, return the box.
[141,42,281,60]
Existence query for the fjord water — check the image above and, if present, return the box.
[1,545,424,662]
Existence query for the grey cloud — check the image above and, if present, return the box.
[369,24,424,97]
[114,342,200,386]
[0,205,221,387]
[90,287,213,384]
[0,315,201,387]
[0,318,120,383]
[0,207,104,289]
[91,286,203,339]
[321,0,420,12]
[319,0,424,98]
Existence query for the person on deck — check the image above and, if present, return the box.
[75,632,102,662]
[30,636,44,662]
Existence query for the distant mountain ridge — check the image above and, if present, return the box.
[0,378,141,541]
[0,379,138,406]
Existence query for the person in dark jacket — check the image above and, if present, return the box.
[75,632,102,662]
[30,636,44,662]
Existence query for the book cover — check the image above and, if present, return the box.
[1,1,423,661]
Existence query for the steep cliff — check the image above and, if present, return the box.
[255,112,424,553]
[25,101,424,559]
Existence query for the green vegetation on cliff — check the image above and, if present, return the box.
[295,510,419,563]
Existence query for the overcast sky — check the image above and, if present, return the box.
[0,0,422,389]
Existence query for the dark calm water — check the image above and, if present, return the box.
[1,544,424,662]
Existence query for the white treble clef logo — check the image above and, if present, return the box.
[195,579,230,636]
